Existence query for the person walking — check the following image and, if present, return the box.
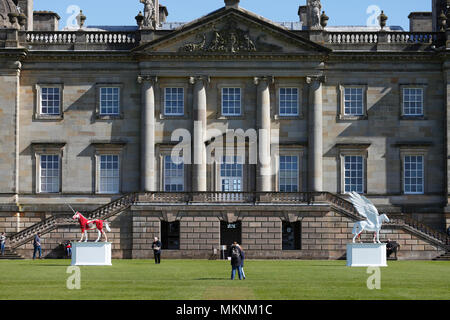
[229,242,243,280]
[0,232,6,256]
[152,236,162,264]
[33,233,42,260]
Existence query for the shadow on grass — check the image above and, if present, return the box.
[194,278,227,281]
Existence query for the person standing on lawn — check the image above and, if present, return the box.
[238,244,246,280]
[0,232,6,256]
[33,233,42,260]
[152,236,162,264]
[229,242,243,280]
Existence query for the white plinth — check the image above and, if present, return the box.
[346,243,387,267]
[71,242,112,266]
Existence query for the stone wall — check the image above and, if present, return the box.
[4,209,446,260]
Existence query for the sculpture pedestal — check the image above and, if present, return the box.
[71,242,112,266]
[346,243,387,267]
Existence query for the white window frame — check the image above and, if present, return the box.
[163,87,185,116]
[402,155,424,195]
[221,87,242,117]
[339,85,368,120]
[273,146,304,192]
[38,154,61,194]
[338,146,368,194]
[93,143,125,195]
[158,145,188,192]
[163,154,185,192]
[400,85,426,118]
[278,155,300,192]
[96,83,124,119]
[97,154,121,195]
[278,87,300,117]
[34,83,64,120]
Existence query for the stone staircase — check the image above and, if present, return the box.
[433,251,450,261]
[7,193,137,250]
[0,248,24,260]
[323,192,450,252]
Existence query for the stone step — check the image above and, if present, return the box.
[0,249,24,260]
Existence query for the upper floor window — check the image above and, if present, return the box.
[99,87,120,116]
[39,154,60,193]
[344,87,364,116]
[98,155,120,194]
[344,155,364,193]
[222,88,241,116]
[164,155,184,192]
[279,88,299,116]
[279,155,299,192]
[402,88,423,116]
[164,88,184,116]
[403,155,424,194]
[40,87,61,115]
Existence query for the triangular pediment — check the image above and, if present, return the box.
[133,7,330,55]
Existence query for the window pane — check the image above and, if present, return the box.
[164,155,184,192]
[40,155,60,193]
[344,156,364,193]
[404,155,424,194]
[222,88,241,116]
[40,87,60,115]
[100,87,120,115]
[165,88,184,115]
[403,88,423,116]
[99,155,120,194]
[279,88,299,116]
[279,155,299,192]
[343,87,363,116]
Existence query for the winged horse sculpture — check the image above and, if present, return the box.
[348,192,390,243]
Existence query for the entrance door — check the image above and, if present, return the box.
[220,221,242,258]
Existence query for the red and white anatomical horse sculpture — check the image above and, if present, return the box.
[72,212,111,242]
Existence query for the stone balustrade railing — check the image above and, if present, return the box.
[85,32,137,44]
[26,31,77,44]
[387,32,439,44]
[328,32,379,44]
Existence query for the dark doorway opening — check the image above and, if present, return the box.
[220,221,242,257]
[161,221,180,250]
[282,221,302,250]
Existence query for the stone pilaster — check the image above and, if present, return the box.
[138,75,157,192]
[307,76,325,192]
[254,77,272,192]
[190,76,209,192]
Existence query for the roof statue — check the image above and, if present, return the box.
[140,0,159,30]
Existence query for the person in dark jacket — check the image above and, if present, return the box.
[33,233,42,260]
[229,242,243,280]
[238,244,246,280]
[152,237,162,264]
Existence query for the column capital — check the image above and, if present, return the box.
[253,76,274,86]
[189,75,210,85]
[306,75,326,84]
[137,75,158,84]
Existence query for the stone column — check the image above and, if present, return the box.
[138,75,157,192]
[307,76,324,192]
[254,77,272,192]
[190,76,209,192]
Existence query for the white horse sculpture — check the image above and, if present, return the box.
[348,192,390,244]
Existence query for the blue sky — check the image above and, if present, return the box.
[33,0,431,30]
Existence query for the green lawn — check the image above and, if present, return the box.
[0,259,448,300]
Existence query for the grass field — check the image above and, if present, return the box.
[0,259,448,300]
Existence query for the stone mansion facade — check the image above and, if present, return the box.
[0,0,449,259]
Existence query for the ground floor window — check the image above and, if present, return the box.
[282,221,301,250]
[161,221,180,250]
[39,154,60,193]
[98,155,120,194]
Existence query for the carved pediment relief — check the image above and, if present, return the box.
[179,19,282,54]
[135,10,330,55]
